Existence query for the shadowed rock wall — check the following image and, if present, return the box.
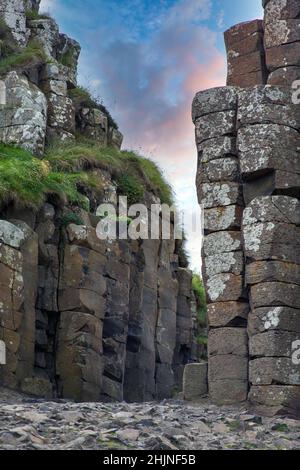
[193,0,300,417]
[0,1,196,402]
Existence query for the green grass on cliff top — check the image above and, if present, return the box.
[46,141,174,206]
[0,142,174,209]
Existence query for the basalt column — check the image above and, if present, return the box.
[193,0,300,415]
[263,0,300,86]
[193,87,249,405]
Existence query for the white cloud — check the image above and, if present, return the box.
[40,0,57,14]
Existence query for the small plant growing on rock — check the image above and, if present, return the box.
[59,212,84,227]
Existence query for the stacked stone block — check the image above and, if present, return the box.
[225,20,267,87]
[243,196,300,417]
[193,0,300,416]
[56,223,106,401]
[0,0,28,47]
[193,87,249,405]
[263,0,300,86]
[0,220,38,392]
[0,72,47,156]
[101,241,130,402]
[173,267,194,389]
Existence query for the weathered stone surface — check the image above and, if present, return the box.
[246,261,300,285]
[28,18,59,58]
[47,94,75,135]
[0,243,22,272]
[0,220,25,249]
[204,205,243,232]
[206,273,244,303]
[209,379,248,405]
[192,87,237,122]
[250,357,300,385]
[208,302,249,328]
[24,0,41,12]
[203,231,242,257]
[56,33,81,87]
[266,42,300,71]
[224,20,263,49]
[76,108,108,144]
[243,196,300,226]
[227,51,266,79]
[237,124,300,153]
[227,32,264,59]
[237,86,300,129]
[21,377,52,399]
[0,0,27,46]
[155,363,174,400]
[268,66,300,85]
[243,222,300,264]
[248,306,300,335]
[195,111,236,144]
[250,282,300,309]
[264,19,300,48]
[0,72,47,156]
[249,385,300,418]
[227,70,267,87]
[203,251,244,278]
[243,170,300,205]
[67,224,107,255]
[108,127,123,150]
[183,363,208,400]
[197,157,239,184]
[264,0,300,21]
[198,182,242,209]
[41,62,77,89]
[56,310,103,401]
[208,328,248,357]
[197,136,237,162]
[209,355,248,381]
[240,148,300,179]
[250,330,299,357]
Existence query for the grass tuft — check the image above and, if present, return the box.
[192,273,207,327]
[0,144,96,210]
[69,86,119,130]
[0,39,47,76]
[0,142,174,211]
[25,10,52,21]
[46,141,174,206]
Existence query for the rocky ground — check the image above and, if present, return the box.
[0,388,299,450]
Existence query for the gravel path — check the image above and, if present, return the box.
[0,388,299,450]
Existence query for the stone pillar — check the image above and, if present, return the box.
[173,268,194,390]
[155,239,178,399]
[244,196,300,417]
[225,20,267,87]
[0,220,38,392]
[0,0,28,47]
[263,0,300,86]
[56,224,106,401]
[193,87,249,405]
[101,240,131,402]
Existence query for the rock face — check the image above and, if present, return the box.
[193,0,300,418]
[0,2,195,402]
[0,204,195,402]
[0,1,122,153]
[0,71,47,156]
[225,1,300,87]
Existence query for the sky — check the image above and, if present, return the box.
[40,0,263,271]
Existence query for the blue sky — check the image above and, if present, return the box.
[41,0,263,270]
